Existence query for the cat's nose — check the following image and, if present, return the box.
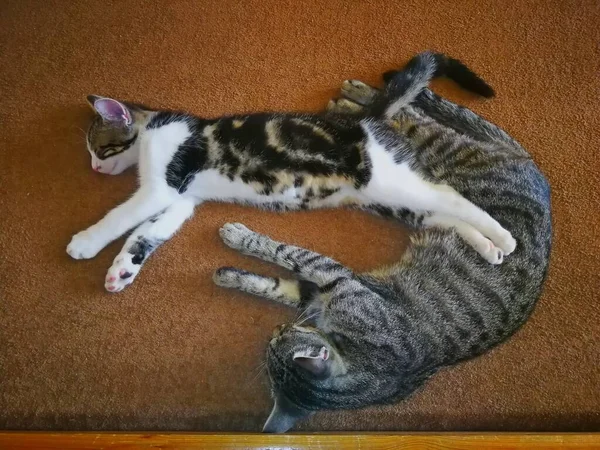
[93,164,101,172]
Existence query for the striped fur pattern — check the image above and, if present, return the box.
[70,52,515,293]
[214,70,551,432]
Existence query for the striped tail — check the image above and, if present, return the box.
[371,51,495,119]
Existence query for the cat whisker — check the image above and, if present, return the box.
[294,310,320,327]
[246,360,268,385]
[293,307,309,325]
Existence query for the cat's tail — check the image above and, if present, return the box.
[370,51,495,119]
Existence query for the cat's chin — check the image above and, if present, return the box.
[97,162,127,175]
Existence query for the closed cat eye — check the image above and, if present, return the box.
[99,147,120,159]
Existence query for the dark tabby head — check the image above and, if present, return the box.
[85,95,141,175]
[264,324,347,433]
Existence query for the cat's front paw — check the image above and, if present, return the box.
[219,222,255,250]
[67,230,105,259]
[213,266,245,289]
[104,253,141,293]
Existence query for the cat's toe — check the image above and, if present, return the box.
[219,222,254,248]
[104,254,140,293]
[485,247,504,265]
[479,239,504,265]
[213,267,243,288]
[333,98,363,114]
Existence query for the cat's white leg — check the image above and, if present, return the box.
[422,184,516,255]
[362,134,516,255]
[104,198,195,292]
[67,186,176,259]
[422,213,504,264]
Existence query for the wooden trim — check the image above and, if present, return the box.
[0,432,598,449]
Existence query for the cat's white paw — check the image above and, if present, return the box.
[478,239,504,265]
[492,228,517,256]
[67,230,105,259]
[219,222,255,249]
[104,253,140,293]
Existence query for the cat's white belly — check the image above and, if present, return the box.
[186,169,303,206]
[361,124,438,211]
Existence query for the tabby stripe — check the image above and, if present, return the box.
[416,131,443,151]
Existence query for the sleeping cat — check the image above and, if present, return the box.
[212,63,551,431]
[69,52,515,292]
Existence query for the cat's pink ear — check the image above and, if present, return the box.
[87,96,132,126]
[292,346,330,377]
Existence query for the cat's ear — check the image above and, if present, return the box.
[293,346,331,378]
[86,95,102,109]
[86,95,132,126]
[262,394,311,433]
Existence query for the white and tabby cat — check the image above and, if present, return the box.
[69,52,515,292]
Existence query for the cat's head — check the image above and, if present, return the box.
[263,323,347,433]
[85,95,143,175]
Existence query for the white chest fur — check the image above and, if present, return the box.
[138,120,192,185]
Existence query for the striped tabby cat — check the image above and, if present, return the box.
[212,59,552,432]
[69,52,515,293]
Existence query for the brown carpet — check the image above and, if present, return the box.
[1,0,599,432]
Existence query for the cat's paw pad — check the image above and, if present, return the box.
[479,239,504,265]
[213,267,244,289]
[219,222,255,249]
[104,254,140,293]
[341,79,377,105]
[67,230,104,260]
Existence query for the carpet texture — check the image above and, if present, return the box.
[1,0,599,432]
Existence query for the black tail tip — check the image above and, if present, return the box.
[471,80,496,98]
[382,70,399,84]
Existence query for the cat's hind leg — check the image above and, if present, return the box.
[104,198,195,292]
[362,140,516,255]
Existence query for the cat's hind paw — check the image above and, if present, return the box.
[104,253,140,293]
[340,79,378,106]
[489,227,517,256]
[327,98,364,114]
[478,239,504,265]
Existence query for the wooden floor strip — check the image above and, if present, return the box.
[0,432,599,449]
